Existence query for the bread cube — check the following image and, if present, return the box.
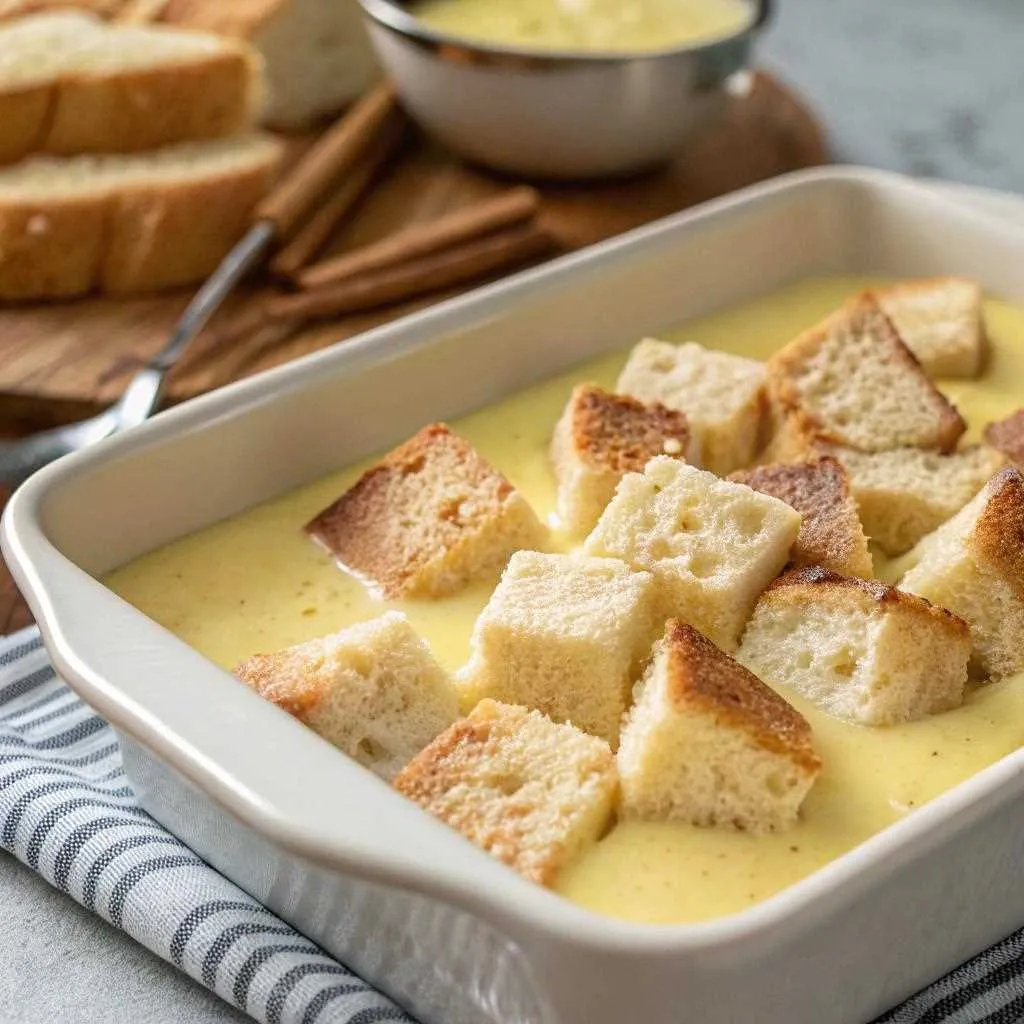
[394,699,618,886]
[234,612,459,781]
[874,277,985,379]
[984,408,1024,470]
[901,467,1024,679]
[618,620,820,833]
[459,552,658,745]
[730,456,872,578]
[584,458,801,651]
[550,383,691,536]
[827,444,1007,556]
[767,295,965,455]
[615,338,767,475]
[738,567,970,725]
[306,423,545,599]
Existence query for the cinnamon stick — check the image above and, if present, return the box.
[270,112,408,279]
[264,221,555,323]
[256,82,399,240]
[295,186,541,291]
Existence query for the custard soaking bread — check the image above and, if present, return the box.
[394,699,618,886]
[234,612,459,783]
[618,619,821,834]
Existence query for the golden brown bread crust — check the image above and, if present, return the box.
[0,0,125,16]
[663,619,820,774]
[984,410,1024,470]
[306,424,539,599]
[233,642,325,719]
[971,466,1024,600]
[568,383,690,473]
[767,295,966,454]
[156,0,281,36]
[765,565,971,636]
[730,456,872,577]
[0,84,50,164]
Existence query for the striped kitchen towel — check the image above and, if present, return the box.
[1,625,1023,1024]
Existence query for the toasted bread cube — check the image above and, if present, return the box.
[618,620,821,833]
[458,552,658,745]
[738,567,970,725]
[873,277,985,379]
[767,295,965,455]
[827,444,1007,556]
[730,456,872,578]
[234,612,459,782]
[616,338,767,475]
[550,383,691,536]
[394,699,618,886]
[984,409,1024,470]
[306,423,545,599]
[585,458,801,651]
[901,467,1024,679]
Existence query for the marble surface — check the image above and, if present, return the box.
[3,2,1024,1022]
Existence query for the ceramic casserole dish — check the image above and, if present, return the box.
[5,167,1024,1024]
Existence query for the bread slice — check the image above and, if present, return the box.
[729,456,872,578]
[873,277,985,379]
[153,0,379,129]
[307,424,545,601]
[618,619,820,833]
[615,338,767,475]
[394,699,617,886]
[584,457,801,651]
[550,383,691,537]
[0,133,281,299]
[0,11,260,164]
[766,295,966,456]
[825,444,1007,556]
[900,467,1024,679]
[234,612,459,782]
[738,567,970,725]
[984,408,1024,470]
[458,551,658,746]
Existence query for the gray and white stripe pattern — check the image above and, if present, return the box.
[2,626,1023,1024]
[0,628,412,1024]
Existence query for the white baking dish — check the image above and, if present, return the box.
[5,167,1024,1024]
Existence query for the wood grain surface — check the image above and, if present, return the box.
[0,71,826,629]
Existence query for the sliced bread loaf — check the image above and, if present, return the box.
[730,456,873,578]
[234,612,459,782]
[766,295,965,456]
[0,133,281,298]
[0,11,261,164]
[458,551,658,746]
[550,383,691,537]
[873,277,985,379]
[306,424,545,601]
[738,567,970,725]
[394,699,618,886]
[900,467,1024,679]
[618,619,820,833]
[616,338,767,475]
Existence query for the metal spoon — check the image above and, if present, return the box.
[0,83,400,488]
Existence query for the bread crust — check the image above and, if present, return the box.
[971,466,1024,600]
[663,620,820,774]
[984,409,1024,471]
[730,456,872,578]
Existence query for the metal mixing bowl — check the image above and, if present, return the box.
[357,0,771,180]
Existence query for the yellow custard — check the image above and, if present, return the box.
[105,275,1024,925]
[409,0,753,54]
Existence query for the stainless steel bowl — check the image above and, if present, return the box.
[357,0,771,180]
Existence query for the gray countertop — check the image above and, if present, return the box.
[2,1,1023,1022]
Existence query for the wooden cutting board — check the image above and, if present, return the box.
[0,72,826,432]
